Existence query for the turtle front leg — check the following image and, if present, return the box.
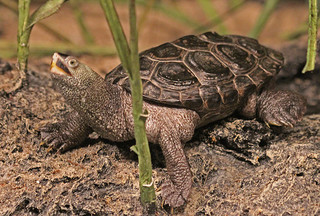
[158,127,192,207]
[257,90,306,127]
[41,111,93,153]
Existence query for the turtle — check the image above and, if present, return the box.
[42,32,306,207]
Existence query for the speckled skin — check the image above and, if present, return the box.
[43,47,306,207]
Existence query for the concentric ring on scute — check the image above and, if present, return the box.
[185,51,234,84]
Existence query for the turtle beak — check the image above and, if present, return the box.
[50,52,72,76]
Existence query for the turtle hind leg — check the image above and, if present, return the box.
[257,90,306,127]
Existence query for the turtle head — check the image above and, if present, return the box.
[50,52,101,87]
[51,52,88,77]
[50,52,74,77]
[49,52,121,126]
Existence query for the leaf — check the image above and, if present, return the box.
[27,0,67,29]
[249,0,280,38]
[130,145,139,155]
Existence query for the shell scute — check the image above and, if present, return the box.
[267,48,284,63]
[140,57,154,71]
[199,85,221,110]
[142,43,184,60]
[234,75,256,97]
[154,62,198,88]
[260,57,282,74]
[248,66,273,87]
[180,88,203,109]
[218,81,239,105]
[160,89,180,102]
[173,35,209,50]
[199,32,233,43]
[185,51,234,84]
[107,65,127,85]
[236,36,266,57]
[143,81,161,99]
[215,44,256,73]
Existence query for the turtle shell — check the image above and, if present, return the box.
[106,32,284,125]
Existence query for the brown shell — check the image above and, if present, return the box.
[106,32,284,124]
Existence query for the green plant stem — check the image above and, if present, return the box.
[17,0,31,73]
[100,0,155,207]
[70,0,95,44]
[229,0,244,8]
[129,0,156,206]
[16,0,68,89]
[118,0,204,29]
[138,0,155,33]
[100,0,131,72]
[0,0,72,43]
[0,40,117,58]
[118,0,207,29]
[196,0,228,34]
[13,0,67,93]
[37,23,72,43]
[302,0,318,73]
[249,0,280,38]
[193,0,245,33]
[152,1,203,29]
[282,17,320,40]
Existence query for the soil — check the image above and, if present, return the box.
[0,1,319,215]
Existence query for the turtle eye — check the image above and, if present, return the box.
[67,58,79,68]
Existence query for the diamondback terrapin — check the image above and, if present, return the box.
[42,32,306,207]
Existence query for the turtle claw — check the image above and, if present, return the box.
[161,179,187,208]
[40,124,77,154]
[40,112,92,154]
[258,90,306,127]
[40,123,65,154]
[264,110,295,127]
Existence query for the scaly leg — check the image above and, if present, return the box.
[159,126,192,207]
[41,111,92,153]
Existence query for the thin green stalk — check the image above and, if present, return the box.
[152,1,203,29]
[14,0,67,92]
[249,0,280,38]
[0,0,18,13]
[0,40,117,58]
[70,0,95,44]
[196,0,228,34]
[118,0,206,29]
[100,0,131,73]
[302,0,318,73]
[37,23,72,43]
[0,0,72,43]
[15,0,31,92]
[138,0,155,33]
[229,0,244,8]
[100,0,155,208]
[193,0,245,33]
[129,0,156,206]
[17,0,31,73]
[282,17,320,40]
